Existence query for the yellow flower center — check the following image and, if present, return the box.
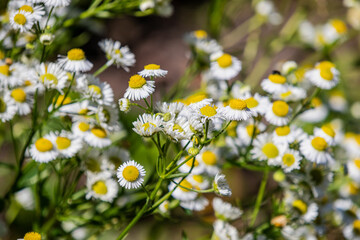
[321,125,335,137]
[92,181,108,195]
[144,64,160,70]
[349,182,359,195]
[262,143,279,158]
[194,30,208,39]
[246,124,260,137]
[272,101,289,117]
[54,95,71,107]
[129,74,146,89]
[229,99,247,110]
[354,159,360,169]
[275,126,290,136]
[353,220,360,233]
[78,122,90,132]
[56,137,71,150]
[173,123,184,132]
[67,48,85,61]
[268,74,286,84]
[292,200,307,214]
[14,13,26,25]
[35,138,53,152]
[0,98,6,113]
[282,153,295,167]
[311,97,322,107]
[316,61,335,81]
[11,88,26,102]
[200,105,217,117]
[40,73,58,84]
[227,121,238,137]
[192,175,203,183]
[202,150,217,165]
[280,91,292,99]
[88,85,102,95]
[179,179,192,192]
[142,122,156,131]
[24,232,41,240]
[79,108,89,115]
[114,49,122,57]
[311,137,328,151]
[91,127,107,138]
[122,165,140,182]
[331,19,347,34]
[185,93,207,105]
[217,54,232,68]
[245,97,259,108]
[186,158,200,167]
[19,5,34,13]
[0,65,10,76]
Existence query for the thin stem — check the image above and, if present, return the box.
[9,120,18,161]
[251,168,269,226]
[93,62,110,77]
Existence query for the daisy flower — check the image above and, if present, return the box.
[192,103,222,123]
[138,64,168,78]
[163,117,193,141]
[314,124,336,146]
[213,173,232,197]
[197,148,221,175]
[10,10,35,33]
[29,135,58,163]
[48,131,82,158]
[72,121,92,139]
[261,73,288,94]
[169,178,198,201]
[347,158,360,183]
[84,126,111,148]
[118,98,131,113]
[343,219,360,240]
[251,133,283,165]
[291,199,318,223]
[221,98,255,121]
[84,76,114,106]
[298,97,328,123]
[235,121,266,147]
[212,197,243,221]
[98,39,135,71]
[86,172,119,202]
[156,101,184,115]
[265,100,292,126]
[244,93,270,117]
[322,19,347,44]
[194,39,222,55]
[43,0,71,7]
[185,30,209,45]
[213,220,239,240]
[57,48,93,73]
[178,156,205,175]
[95,104,120,131]
[274,85,307,102]
[305,61,339,89]
[18,4,45,21]
[18,232,41,240]
[187,174,210,190]
[124,74,155,101]
[272,125,298,144]
[117,160,146,189]
[180,196,209,211]
[7,87,33,116]
[31,63,68,93]
[300,136,334,165]
[280,149,302,173]
[0,93,17,122]
[209,52,242,81]
[329,90,347,112]
[132,113,163,137]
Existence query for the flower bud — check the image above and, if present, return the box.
[188,147,199,156]
[40,33,54,46]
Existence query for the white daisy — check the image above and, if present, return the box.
[163,116,193,141]
[322,19,347,45]
[194,39,222,55]
[187,174,210,190]
[124,74,155,101]
[83,75,114,106]
[18,4,45,21]
[343,219,360,240]
[197,148,221,176]
[86,172,119,202]
[329,90,347,112]
[191,103,222,123]
[347,158,360,183]
[10,10,35,33]
[95,104,119,131]
[31,62,68,93]
[261,73,288,94]
[18,232,41,240]
[305,61,339,89]
[138,64,168,78]
[280,149,302,172]
[273,85,307,102]
[244,93,270,117]
[6,88,32,116]
[291,199,318,223]
[265,100,292,126]
[235,121,266,147]
[57,48,93,72]
[180,196,209,211]
[185,30,209,45]
[209,52,242,81]
[29,135,58,163]
[298,97,328,123]
[213,173,232,197]
[251,133,283,165]
[0,93,17,122]
[178,156,205,175]
[48,131,82,158]
[212,197,243,221]
[132,113,163,137]
[98,39,135,71]
[156,101,185,115]
[84,126,111,148]
[272,125,298,144]
[168,177,198,201]
[117,160,146,189]
[314,124,336,146]
[43,0,71,7]
[221,98,255,121]
[213,220,239,240]
[300,136,334,165]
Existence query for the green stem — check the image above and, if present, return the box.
[9,120,18,161]
[93,62,110,77]
[251,168,269,226]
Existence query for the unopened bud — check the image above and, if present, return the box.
[188,147,199,156]
[271,215,287,227]
[40,33,54,46]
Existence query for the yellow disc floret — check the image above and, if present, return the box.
[272,101,289,117]
[35,138,53,152]
[282,153,295,167]
[200,105,217,117]
[311,137,328,151]
[91,126,107,138]
[0,65,10,76]
[185,93,207,105]
[144,64,160,70]
[122,166,139,182]
[202,151,217,165]
[186,158,200,167]
[55,95,71,107]
[19,5,34,13]
[192,175,203,183]
[275,126,290,136]
[67,48,85,61]
[354,159,360,169]
[245,97,259,108]
[92,181,108,195]
[142,122,156,131]
[129,74,146,89]
[268,74,286,84]
[179,179,192,192]
[40,73,58,84]
[56,137,71,150]
[14,13,27,25]
[311,97,322,107]
[246,124,260,137]
[316,61,335,81]
[229,99,247,110]
[24,232,41,240]
[262,143,279,158]
[217,54,232,68]
[11,88,26,102]
[321,125,335,138]
[353,220,360,233]
[292,200,307,214]
[78,122,89,132]
[331,19,347,34]
[194,30,208,39]
[88,85,102,95]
